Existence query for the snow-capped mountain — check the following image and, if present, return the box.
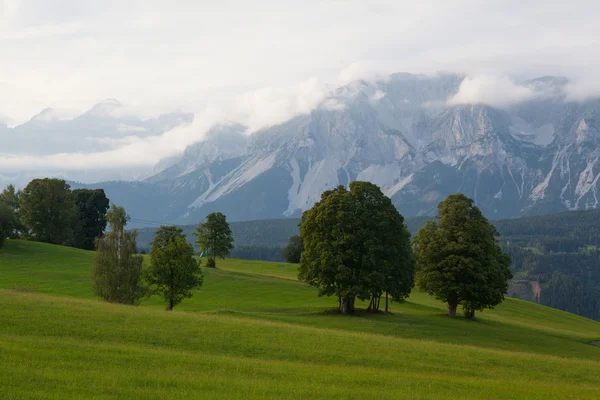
[75,73,600,225]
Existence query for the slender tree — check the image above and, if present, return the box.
[147,226,203,310]
[93,205,145,304]
[72,189,110,250]
[414,194,512,319]
[1,184,22,238]
[19,178,76,245]
[283,235,303,263]
[299,182,415,314]
[0,202,15,248]
[194,212,234,268]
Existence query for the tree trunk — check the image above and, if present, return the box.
[385,292,389,313]
[469,309,476,321]
[447,302,457,318]
[367,297,374,311]
[167,299,174,311]
[339,296,355,314]
[376,295,381,311]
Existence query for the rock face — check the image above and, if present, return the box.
[82,73,600,224]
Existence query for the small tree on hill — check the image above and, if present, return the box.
[283,235,303,263]
[413,194,512,319]
[194,212,234,268]
[299,182,415,314]
[93,205,145,305]
[147,226,203,310]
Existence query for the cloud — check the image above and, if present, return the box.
[227,78,330,132]
[447,75,545,107]
[338,61,392,85]
[564,77,600,102]
[3,0,600,182]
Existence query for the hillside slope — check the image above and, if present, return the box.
[134,210,600,321]
[1,240,599,399]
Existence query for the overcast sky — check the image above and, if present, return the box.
[2,0,600,177]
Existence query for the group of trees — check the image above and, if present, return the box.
[296,183,512,318]
[0,179,109,250]
[298,182,416,314]
[93,210,233,310]
[5,176,513,319]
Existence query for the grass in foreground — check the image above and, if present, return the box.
[1,239,600,399]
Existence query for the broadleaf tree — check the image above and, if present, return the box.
[413,194,513,319]
[93,205,145,305]
[147,226,203,310]
[72,189,110,250]
[1,184,23,238]
[19,178,76,245]
[283,235,303,263]
[194,212,234,268]
[299,181,415,314]
[0,202,15,248]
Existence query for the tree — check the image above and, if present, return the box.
[299,182,415,314]
[93,205,145,304]
[1,184,22,238]
[0,202,15,248]
[19,178,76,245]
[72,189,110,250]
[147,226,203,310]
[194,212,234,268]
[413,194,512,319]
[283,235,303,263]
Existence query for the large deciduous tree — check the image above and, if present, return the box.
[413,194,513,319]
[19,178,76,245]
[93,205,145,305]
[194,212,234,268]
[147,226,203,310]
[72,189,110,250]
[283,235,303,263]
[299,182,415,314]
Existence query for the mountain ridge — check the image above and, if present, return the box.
[67,73,600,224]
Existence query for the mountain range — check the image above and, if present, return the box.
[0,99,193,187]
[15,73,600,225]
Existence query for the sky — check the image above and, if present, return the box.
[1,0,600,179]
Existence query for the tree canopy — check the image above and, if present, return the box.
[0,202,15,248]
[283,235,303,263]
[72,189,110,250]
[194,212,234,268]
[147,226,203,310]
[93,205,145,305]
[299,181,415,314]
[414,194,512,319]
[19,178,76,245]
[1,184,22,239]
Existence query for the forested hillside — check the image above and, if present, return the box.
[495,210,600,321]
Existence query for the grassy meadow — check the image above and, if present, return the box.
[1,239,600,399]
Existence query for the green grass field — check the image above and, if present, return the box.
[1,239,599,399]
